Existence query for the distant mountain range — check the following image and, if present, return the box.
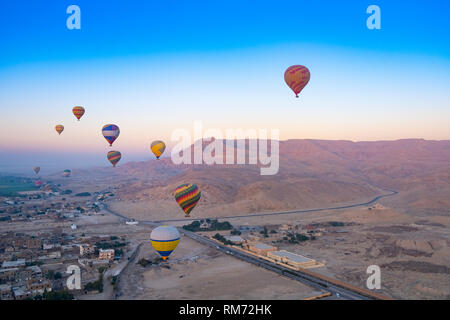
[74,139,450,216]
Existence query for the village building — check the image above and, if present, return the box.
[98,249,114,261]
[79,244,95,256]
[243,242,278,256]
[266,250,318,269]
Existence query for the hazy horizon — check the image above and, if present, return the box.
[1,137,448,175]
[1,1,450,173]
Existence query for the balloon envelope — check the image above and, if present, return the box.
[33,167,40,174]
[107,151,121,167]
[284,65,310,98]
[150,226,180,261]
[55,125,64,135]
[174,183,201,217]
[35,180,42,187]
[63,169,71,177]
[72,106,85,121]
[151,140,166,159]
[102,124,120,146]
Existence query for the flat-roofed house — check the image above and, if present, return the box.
[0,284,13,300]
[224,235,245,244]
[245,242,278,256]
[0,268,18,281]
[98,249,114,261]
[12,286,32,300]
[27,278,52,295]
[267,250,317,269]
[2,259,26,268]
[79,244,95,256]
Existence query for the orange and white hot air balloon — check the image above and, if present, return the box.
[55,125,64,135]
[284,65,310,98]
[72,106,85,121]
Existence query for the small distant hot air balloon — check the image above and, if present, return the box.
[151,140,166,159]
[33,167,40,175]
[55,125,64,135]
[174,183,201,217]
[284,65,310,98]
[72,106,85,121]
[150,225,180,261]
[63,169,71,177]
[102,124,120,146]
[107,151,121,167]
[35,180,42,187]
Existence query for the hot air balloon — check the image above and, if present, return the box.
[102,124,120,146]
[151,140,166,159]
[174,183,201,217]
[284,65,310,98]
[72,106,85,121]
[55,125,64,135]
[150,225,180,261]
[63,169,71,177]
[35,180,42,187]
[33,167,40,175]
[107,151,121,167]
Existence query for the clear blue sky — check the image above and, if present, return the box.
[1,0,449,65]
[1,0,449,173]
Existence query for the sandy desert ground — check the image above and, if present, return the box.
[115,235,322,300]
[4,139,449,299]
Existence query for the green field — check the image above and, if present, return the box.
[0,176,39,196]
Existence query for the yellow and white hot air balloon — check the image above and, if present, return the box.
[150,226,180,261]
[150,140,166,159]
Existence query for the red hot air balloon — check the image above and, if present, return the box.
[55,125,64,135]
[72,106,85,121]
[284,65,310,98]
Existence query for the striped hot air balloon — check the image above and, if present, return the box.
[150,140,166,159]
[33,167,40,174]
[72,106,85,121]
[102,124,120,146]
[55,125,64,135]
[174,183,201,217]
[284,65,310,98]
[107,151,121,167]
[63,169,71,177]
[150,226,180,261]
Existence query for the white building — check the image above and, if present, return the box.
[267,250,317,269]
[1,259,26,268]
[224,235,245,244]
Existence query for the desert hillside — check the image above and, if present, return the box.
[56,139,446,220]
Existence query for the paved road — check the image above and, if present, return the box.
[145,189,398,223]
[178,229,374,300]
[103,189,398,300]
